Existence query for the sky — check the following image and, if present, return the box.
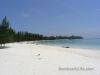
[0,0,100,38]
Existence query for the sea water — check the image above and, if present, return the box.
[34,38,100,50]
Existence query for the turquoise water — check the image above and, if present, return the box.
[35,38,100,50]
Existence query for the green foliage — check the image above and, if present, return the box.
[43,35,83,40]
[0,16,83,46]
[14,31,43,42]
[0,17,14,45]
[1,17,9,29]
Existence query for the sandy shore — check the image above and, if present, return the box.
[0,42,100,75]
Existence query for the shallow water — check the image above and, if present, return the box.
[34,38,100,50]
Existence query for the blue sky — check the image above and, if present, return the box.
[0,0,100,38]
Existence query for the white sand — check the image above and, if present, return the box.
[0,42,100,75]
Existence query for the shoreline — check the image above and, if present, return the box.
[5,42,100,59]
[34,43,100,58]
[34,39,100,51]
[0,42,100,75]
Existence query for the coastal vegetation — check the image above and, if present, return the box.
[0,17,14,46]
[43,35,83,40]
[0,17,83,46]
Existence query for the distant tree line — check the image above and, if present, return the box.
[43,35,83,40]
[0,17,83,46]
[14,32,44,41]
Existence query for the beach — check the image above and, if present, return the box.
[0,42,100,75]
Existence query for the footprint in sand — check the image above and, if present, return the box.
[36,54,42,60]
[36,54,40,56]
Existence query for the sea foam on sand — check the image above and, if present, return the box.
[0,42,100,75]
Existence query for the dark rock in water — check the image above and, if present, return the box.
[65,46,70,48]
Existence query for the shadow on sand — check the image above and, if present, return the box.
[0,46,10,49]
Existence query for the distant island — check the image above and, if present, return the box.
[0,17,83,46]
[43,35,83,40]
